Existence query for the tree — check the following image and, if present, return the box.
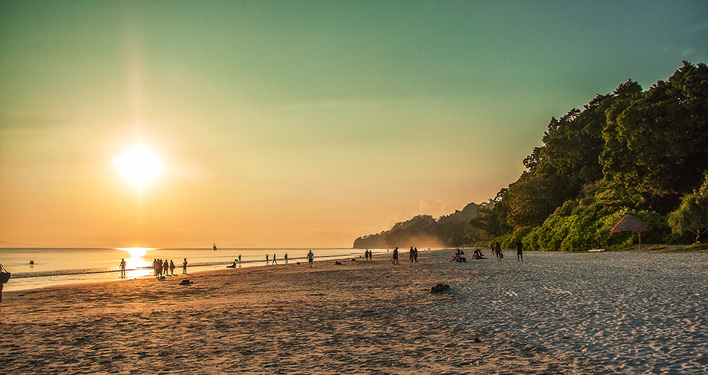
[601,62,708,213]
[668,174,708,243]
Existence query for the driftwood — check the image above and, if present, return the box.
[430,283,450,294]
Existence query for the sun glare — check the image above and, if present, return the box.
[113,145,162,188]
[118,247,154,278]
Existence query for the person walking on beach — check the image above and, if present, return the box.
[163,259,169,276]
[516,241,523,262]
[182,258,188,274]
[307,250,314,267]
[414,247,418,263]
[272,253,277,265]
[284,253,288,264]
[392,247,399,265]
[120,259,127,279]
[266,254,269,265]
[409,247,415,263]
[170,260,176,275]
[495,242,503,261]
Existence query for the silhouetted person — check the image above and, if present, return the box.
[170,260,176,275]
[284,253,288,264]
[409,247,415,263]
[307,250,314,267]
[414,247,418,263]
[0,262,5,324]
[516,241,523,262]
[272,254,277,265]
[163,259,169,276]
[495,242,502,261]
[266,254,269,265]
[182,258,188,274]
[120,259,127,279]
[392,247,399,265]
[156,259,163,278]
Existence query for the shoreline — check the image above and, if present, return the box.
[0,249,602,374]
[2,249,387,293]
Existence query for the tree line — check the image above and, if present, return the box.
[354,62,708,251]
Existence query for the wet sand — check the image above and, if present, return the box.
[0,250,601,374]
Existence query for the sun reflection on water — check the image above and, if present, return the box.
[118,248,154,278]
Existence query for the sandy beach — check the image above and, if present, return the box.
[0,249,609,374]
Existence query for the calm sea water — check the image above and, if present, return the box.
[0,247,377,291]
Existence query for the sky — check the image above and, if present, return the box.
[1,1,706,248]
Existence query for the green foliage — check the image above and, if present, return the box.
[601,62,708,213]
[668,174,708,243]
[480,62,708,249]
[354,62,708,250]
[520,195,673,251]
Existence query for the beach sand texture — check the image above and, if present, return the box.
[0,250,604,374]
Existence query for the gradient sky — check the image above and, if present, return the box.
[1,1,706,248]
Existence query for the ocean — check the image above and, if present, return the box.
[0,247,377,292]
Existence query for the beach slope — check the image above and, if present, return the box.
[0,250,599,374]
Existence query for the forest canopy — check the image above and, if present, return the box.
[354,62,708,251]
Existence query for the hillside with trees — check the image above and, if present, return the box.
[354,62,708,251]
[353,203,478,249]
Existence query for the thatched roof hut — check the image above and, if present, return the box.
[611,214,647,232]
[611,214,647,250]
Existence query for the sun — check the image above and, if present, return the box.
[113,145,163,188]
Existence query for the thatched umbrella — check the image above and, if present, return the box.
[611,214,647,250]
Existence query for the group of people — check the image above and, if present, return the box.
[409,247,419,263]
[363,249,374,260]
[265,253,289,265]
[390,246,421,264]
[488,241,523,262]
[451,248,466,262]
[153,258,176,278]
